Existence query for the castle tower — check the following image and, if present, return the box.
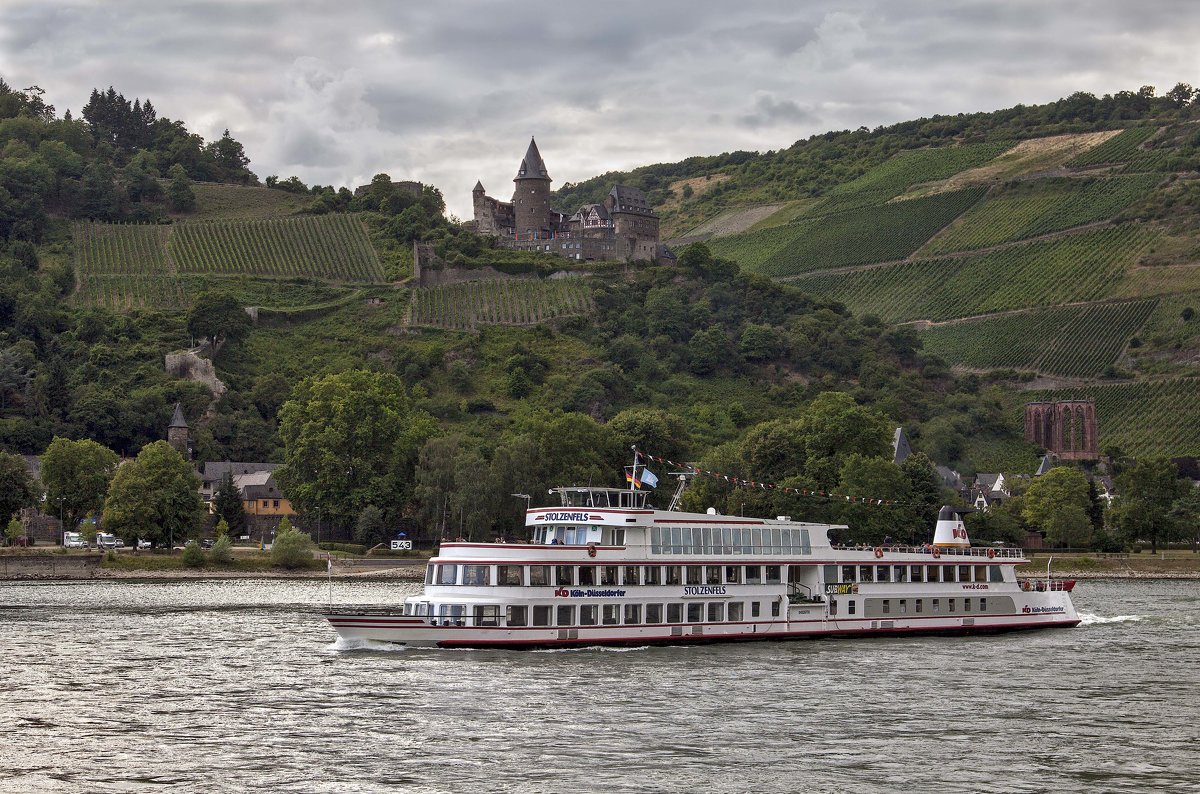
[512,137,552,240]
[472,180,493,235]
[167,402,191,459]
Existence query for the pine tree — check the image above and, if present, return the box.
[213,470,246,536]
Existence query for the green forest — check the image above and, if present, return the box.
[2,78,1199,553]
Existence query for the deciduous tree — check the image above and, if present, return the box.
[186,290,251,347]
[102,440,204,547]
[39,436,119,531]
[1111,458,1188,552]
[0,450,38,523]
[1022,467,1092,549]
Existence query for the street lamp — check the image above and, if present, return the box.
[57,496,65,545]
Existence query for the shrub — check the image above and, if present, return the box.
[182,541,206,568]
[210,534,234,565]
[271,522,315,569]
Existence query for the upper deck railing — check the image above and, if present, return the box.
[830,543,1024,559]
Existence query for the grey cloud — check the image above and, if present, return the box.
[1,0,1198,219]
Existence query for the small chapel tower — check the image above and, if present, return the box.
[167,402,191,459]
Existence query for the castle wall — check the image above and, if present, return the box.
[513,178,552,238]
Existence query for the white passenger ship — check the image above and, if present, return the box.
[326,487,1079,649]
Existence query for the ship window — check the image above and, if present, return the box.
[882,599,890,614]
[771,528,783,553]
[701,526,713,554]
[463,565,490,586]
[667,603,684,623]
[650,527,662,554]
[980,598,987,612]
[646,603,663,623]
[579,605,598,625]
[728,602,743,621]
[847,600,856,615]
[782,529,792,553]
[959,566,971,582]
[708,602,724,622]
[686,566,703,585]
[601,566,619,585]
[565,527,577,545]
[555,565,574,586]
[644,566,662,585]
[557,605,575,626]
[611,528,625,546]
[927,566,941,583]
[666,566,682,585]
[765,566,781,584]
[964,599,971,612]
[974,566,986,582]
[916,599,923,613]
[670,526,683,554]
[742,528,753,554]
[579,566,596,586]
[706,566,721,585]
[894,566,908,583]
[899,599,907,613]
[949,599,956,613]
[910,565,924,583]
[842,565,856,583]
[506,606,527,626]
[530,566,550,586]
[859,565,874,583]
[990,565,1003,583]
[876,565,890,583]
[624,604,641,624]
[771,601,781,617]
[752,528,763,553]
[752,601,761,617]
[691,528,703,555]
[746,565,762,584]
[687,603,703,623]
[943,566,956,582]
[497,566,523,586]
[474,605,500,627]
[725,566,742,584]
[932,599,940,613]
[438,565,458,585]
[622,566,640,586]
[425,565,435,585]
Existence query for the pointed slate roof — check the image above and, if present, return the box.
[514,137,550,181]
[473,180,485,193]
[169,402,188,429]
[1034,454,1055,476]
[892,427,912,465]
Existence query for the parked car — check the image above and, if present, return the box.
[136,539,151,550]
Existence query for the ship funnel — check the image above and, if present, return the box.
[932,505,970,547]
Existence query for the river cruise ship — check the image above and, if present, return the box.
[326,488,1079,649]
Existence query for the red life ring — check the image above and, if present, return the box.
[986,547,996,559]
[587,544,597,558]
[931,546,941,559]
[874,547,884,559]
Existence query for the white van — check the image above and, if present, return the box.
[63,531,88,549]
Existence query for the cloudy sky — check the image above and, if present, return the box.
[2,1,1197,218]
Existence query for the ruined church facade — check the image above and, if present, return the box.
[472,138,666,264]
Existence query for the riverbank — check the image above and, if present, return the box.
[0,551,427,581]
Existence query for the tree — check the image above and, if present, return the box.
[212,470,246,536]
[270,518,314,569]
[1022,467,1092,549]
[39,437,119,532]
[182,540,206,568]
[102,440,204,547]
[276,370,436,531]
[354,504,388,547]
[167,163,195,212]
[1111,458,1188,552]
[0,450,38,524]
[186,290,251,347]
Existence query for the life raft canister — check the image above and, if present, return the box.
[874,547,884,559]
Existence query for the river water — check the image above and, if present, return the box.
[0,577,1196,793]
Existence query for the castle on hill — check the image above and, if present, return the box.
[472,138,669,264]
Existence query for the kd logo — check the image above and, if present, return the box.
[554,588,569,597]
